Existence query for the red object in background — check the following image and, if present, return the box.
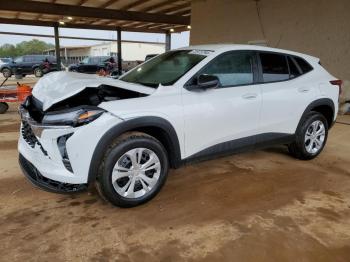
[0,83,32,103]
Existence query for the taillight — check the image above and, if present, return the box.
[330,79,343,95]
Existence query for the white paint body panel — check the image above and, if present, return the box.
[19,44,340,184]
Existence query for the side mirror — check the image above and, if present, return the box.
[196,74,220,90]
[186,74,220,91]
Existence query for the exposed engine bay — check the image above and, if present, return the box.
[23,84,148,123]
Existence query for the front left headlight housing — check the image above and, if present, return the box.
[42,106,105,127]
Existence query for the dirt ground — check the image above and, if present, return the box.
[1,101,350,262]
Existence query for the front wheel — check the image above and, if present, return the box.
[288,112,328,160]
[2,68,12,78]
[0,102,9,114]
[96,132,169,207]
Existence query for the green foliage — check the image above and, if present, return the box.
[0,39,54,58]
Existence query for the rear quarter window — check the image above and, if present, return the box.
[293,56,313,74]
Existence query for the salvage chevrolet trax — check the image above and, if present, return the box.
[18,45,341,207]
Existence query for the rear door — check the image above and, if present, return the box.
[182,51,262,158]
[258,52,317,135]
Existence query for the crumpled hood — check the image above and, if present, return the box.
[32,71,155,111]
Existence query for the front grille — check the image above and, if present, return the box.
[21,121,48,155]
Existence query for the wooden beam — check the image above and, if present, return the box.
[0,18,169,33]
[0,0,190,25]
[77,0,89,6]
[160,4,191,15]
[99,0,122,9]
[36,0,56,21]
[120,0,151,11]
[142,0,184,12]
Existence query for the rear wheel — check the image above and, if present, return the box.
[96,132,169,207]
[2,68,12,78]
[288,112,328,160]
[0,102,9,114]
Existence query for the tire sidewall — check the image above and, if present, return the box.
[98,136,169,207]
[0,102,9,114]
[296,112,328,159]
[2,68,11,78]
[34,68,43,77]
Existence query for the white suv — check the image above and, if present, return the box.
[18,45,341,207]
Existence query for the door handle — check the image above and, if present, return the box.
[242,93,258,99]
[298,87,310,93]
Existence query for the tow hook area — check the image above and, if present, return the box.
[19,154,88,194]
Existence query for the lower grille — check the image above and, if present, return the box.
[19,154,87,193]
[21,121,48,156]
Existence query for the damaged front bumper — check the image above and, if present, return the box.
[19,154,87,193]
[18,105,124,191]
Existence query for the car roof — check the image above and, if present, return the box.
[178,44,319,63]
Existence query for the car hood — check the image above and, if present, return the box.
[32,71,156,111]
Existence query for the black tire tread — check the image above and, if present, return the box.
[95,131,168,208]
[0,102,9,114]
[288,111,328,160]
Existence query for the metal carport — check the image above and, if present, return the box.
[0,0,191,75]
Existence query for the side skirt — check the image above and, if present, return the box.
[181,133,295,166]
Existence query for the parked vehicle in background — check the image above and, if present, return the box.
[68,56,119,74]
[0,58,12,66]
[0,55,57,78]
[18,45,340,208]
[145,54,159,61]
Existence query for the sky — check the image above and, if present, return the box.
[0,24,190,49]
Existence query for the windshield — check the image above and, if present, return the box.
[120,50,207,87]
[1,58,11,63]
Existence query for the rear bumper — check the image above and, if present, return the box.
[19,154,87,194]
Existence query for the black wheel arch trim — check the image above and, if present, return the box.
[87,116,181,183]
[297,98,335,131]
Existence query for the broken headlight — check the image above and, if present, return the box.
[42,106,105,127]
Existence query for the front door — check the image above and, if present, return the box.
[182,51,262,158]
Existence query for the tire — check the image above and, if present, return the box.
[34,67,43,78]
[0,102,9,114]
[2,68,12,78]
[288,111,328,160]
[95,132,169,208]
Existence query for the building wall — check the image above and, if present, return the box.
[89,42,165,61]
[190,0,350,81]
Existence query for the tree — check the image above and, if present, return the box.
[0,39,55,58]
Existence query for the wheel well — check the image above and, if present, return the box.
[310,105,334,127]
[127,126,180,168]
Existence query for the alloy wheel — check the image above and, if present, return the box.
[304,120,326,154]
[111,148,161,199]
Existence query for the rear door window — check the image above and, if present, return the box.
[23,56,33,62]
[259,53,289,82]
